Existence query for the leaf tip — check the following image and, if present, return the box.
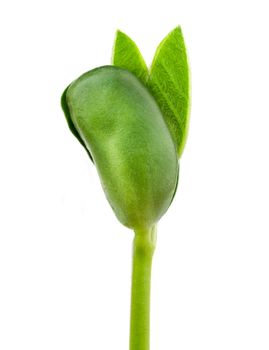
[112,29,131,64]
[168,25,184,40]
[114,29,132,45]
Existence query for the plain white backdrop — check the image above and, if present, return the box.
[0,0,269,349]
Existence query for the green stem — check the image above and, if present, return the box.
[130,225,157,350]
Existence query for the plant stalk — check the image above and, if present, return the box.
[129,225,157,350]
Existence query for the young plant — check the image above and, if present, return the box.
[61,26,190,350]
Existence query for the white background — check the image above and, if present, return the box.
[0,0,269,349]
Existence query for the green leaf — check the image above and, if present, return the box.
[148,26,190,158]
[112,30,148,85]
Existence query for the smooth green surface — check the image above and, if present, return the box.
[64,66,178,230]
[112,30,148,85]
[130,226,156,350]
[148,27,190,157]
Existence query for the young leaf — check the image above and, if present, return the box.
[112,30,148,85]
[148,26,190,158]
